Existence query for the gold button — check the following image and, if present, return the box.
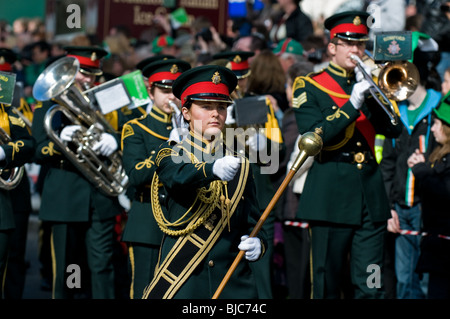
[357,163,363,170]
[208,260,214,267]
[356,142,362,147]
[354,152,365,163]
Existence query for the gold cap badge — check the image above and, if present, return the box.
[353,16,361,26]
[211,71,221,85]
[170,64,179,74]
[91,52,97,61]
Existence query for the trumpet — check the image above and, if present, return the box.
[0,127,24,190]
[350,54,420,125]
[33,57,128,197]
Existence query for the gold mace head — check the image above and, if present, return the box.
[297,131,323,157]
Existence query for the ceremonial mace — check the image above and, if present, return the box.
[212,130,323,299]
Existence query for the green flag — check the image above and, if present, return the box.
[0,71,16,105]
[120,70,151,108]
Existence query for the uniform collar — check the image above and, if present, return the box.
[186,130,222,155]
[327,61,355,78]
[150,105,172,123]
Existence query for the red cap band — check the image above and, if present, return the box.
[230,60,249,71]
[180,81,230,106]
[67,54,101,69]
[148,71,182,84]
[330,23,368,40]
[0,63,12,72]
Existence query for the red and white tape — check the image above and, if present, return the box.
[283,221,309,228]
[284,221,450,240]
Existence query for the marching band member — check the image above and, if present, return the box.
[0,48,36,299]
[291,11,402,298]
[0,101,35,298]
[120,57,191,298]
[32,46,123,299]
[213,50,285,298]
[142,65,266,299]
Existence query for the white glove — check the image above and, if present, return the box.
[60,125,82,142]
[238,235,262,261]
[0,147,5,161]
[354,64,372,82]
[225,104,236,125]
[92,133,118,156]
[246,133,267,152]
[169,101,181,116]
[349,80,371,110]
[169,127,189,142]
[212,156,240,181]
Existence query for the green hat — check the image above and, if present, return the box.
[172,65,237,106]
[136,54,175,71]
[324,10,370,41]
[273,38,304,56]
[142,58,191,88]
[212,51,254,79]
[0,48,17,72]
[433,91,450,126]
[152,35,175,54]
[409,31,439,62]
[64,45,108,76]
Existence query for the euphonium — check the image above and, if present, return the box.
[351,54,420,125]
[0,126,24,190]
[32,57,128,197]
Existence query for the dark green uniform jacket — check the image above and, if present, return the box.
[0,105,35,230]
[144,132,266,299]
[121,106,173,245]
[31,101,122,222]
[104,105,147,134]
[292,62,402,225]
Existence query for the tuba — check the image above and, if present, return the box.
[351,54,420,125]
[32,57,128,197]
[0,126,24,190]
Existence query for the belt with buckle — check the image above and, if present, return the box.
[317,151,374,168]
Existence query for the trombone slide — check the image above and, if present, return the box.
[351,54,399,125]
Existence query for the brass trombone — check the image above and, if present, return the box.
[350,54,420,125]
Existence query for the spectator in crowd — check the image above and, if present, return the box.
[380,32,442,299]
[269,0,314,45]
[407,91,450,299]
[279,60,315,299]
[273,38,306,73]
[442,67,450,95]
